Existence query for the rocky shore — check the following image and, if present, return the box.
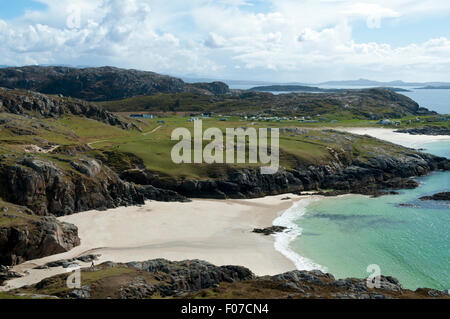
[6,259,449,299]
[396,126,450,136]
[420,192,450,201]
[120,152,449,199]
[1,157,187,218]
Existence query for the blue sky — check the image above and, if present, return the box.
[1,0,450,82]
[0,0,47,19]
[352,12,450,47]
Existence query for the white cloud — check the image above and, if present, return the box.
[345,3,401,28]
[0,0,450,81]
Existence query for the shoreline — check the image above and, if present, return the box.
[272,196,327,272]
[2,194,308,291]
[334,127,450,149]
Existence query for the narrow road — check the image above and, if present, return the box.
[143,125,162,136]
[87,125,163,148]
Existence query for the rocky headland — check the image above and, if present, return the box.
[396,126,450,136]
[119,152,449,200]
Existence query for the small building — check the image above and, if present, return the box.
[130,114,154,119]
[378,119,393,125]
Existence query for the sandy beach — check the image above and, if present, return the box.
[335,127,450,149]
[2,128,448,292]
[2,194,306,291]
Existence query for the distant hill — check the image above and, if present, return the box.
[0,66,230,101]
[249,85,410,93]
[319,78,450,87]
[249,85,339,92]
[101,88,435,119]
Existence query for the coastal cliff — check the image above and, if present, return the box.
[120,151,449,199]
[0,157,187,217]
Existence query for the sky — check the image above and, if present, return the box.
[1,0,450,82]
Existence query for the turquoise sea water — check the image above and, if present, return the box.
[289,141,449,290]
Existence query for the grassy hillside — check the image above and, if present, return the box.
[1,107,447,180]
[99,88,434,120]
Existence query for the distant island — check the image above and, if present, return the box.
[249,85,340,92]
[317,78,450,87]
[417,85,450,90]
[249,85,410,93]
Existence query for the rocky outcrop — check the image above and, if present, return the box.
[396,126,450,136]
[0,216,80,266]
[35,254,101,269]
[0,88,132,129]
[188,82,230,95]
[420,192,450,201]
[0,265,23,286]
[0,66,229,101]
[253,226,287,236]
[120,153,450,199]
[0,157,187,217]
[120,259,254,298]
[13,259,449,299]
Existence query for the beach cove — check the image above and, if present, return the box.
[2,128,449,292]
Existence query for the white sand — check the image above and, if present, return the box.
[1,194,307,291]
[335,127,450,149]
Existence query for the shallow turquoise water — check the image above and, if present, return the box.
[290,141,450,290]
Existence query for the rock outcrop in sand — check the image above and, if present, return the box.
[0,215,80,267]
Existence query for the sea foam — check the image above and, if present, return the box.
[273,197,327,272]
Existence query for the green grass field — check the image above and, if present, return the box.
[0,111,445,179]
